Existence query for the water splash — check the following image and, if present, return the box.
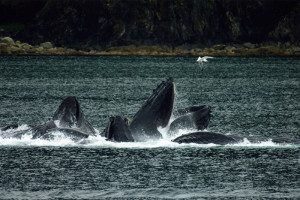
[0,125,296,148]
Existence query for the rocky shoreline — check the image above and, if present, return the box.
[1,37,299,56]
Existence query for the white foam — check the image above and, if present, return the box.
[229,138,282,147]
[0,126,296,148]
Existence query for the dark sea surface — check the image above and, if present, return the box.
[0,56,299,199]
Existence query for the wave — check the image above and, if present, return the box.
[0,125,297,148]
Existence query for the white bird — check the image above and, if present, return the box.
[196,56,214,71]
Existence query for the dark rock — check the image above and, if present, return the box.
[0,0,295,49]
[269,3,300,44]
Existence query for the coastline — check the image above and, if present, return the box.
[1,37,299,56]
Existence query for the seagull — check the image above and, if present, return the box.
[196,56,214,71]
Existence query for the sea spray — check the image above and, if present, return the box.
[1,126,294,148]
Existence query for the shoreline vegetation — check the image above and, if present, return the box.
[1,37,299,56]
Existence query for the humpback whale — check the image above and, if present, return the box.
[99,83,212,142]
[168,105,211,136]
[101,116,134,142]
[1,78,299,146]
[33,96,96,139]
[30,96,96,139]
[0,96,96,140]
[172,132,300,145]
[51,96,96,136]
[129,77,175,141]
[0,78,213,143]
[172,132,238,145]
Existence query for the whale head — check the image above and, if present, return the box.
[168,105,212,136]
[52,96,95,135]
[52,96,81,127]
[130,77,175,141]
[101,116,134,142]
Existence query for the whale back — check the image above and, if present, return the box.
[172,132,237,145]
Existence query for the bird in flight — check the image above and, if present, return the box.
[196,56,214,71]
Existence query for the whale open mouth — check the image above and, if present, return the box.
[129,77,175,141]
[52,96,80,127]
[155,79,175,128]
[135,77,174,127]
[52,96,95,136]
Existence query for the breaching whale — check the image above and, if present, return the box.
[172,132,238,145]
[0,96,96,140]
[1,78,213,143]
[129,77,175,141]
[101,116,134,142]
[99,79,213,142]
[31,96,96,139]
[1,77,299,146]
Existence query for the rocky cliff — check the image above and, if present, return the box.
[1,0,299,53]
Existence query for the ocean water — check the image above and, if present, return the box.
[0,55,299,199]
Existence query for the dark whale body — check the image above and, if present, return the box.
[50,96,96,136]
[31,96,96,139]
[0,96,96,140]
[101,116,134,142]
[172,132,238,145]
[96,78,300,145]
[129,77,175,141]
[168,105,211,136]
[172,132,300,145]
[100,78,212,143]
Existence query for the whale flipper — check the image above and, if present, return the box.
[130,78,175,141]
[101,116,134,142]
[169,105,211,136]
